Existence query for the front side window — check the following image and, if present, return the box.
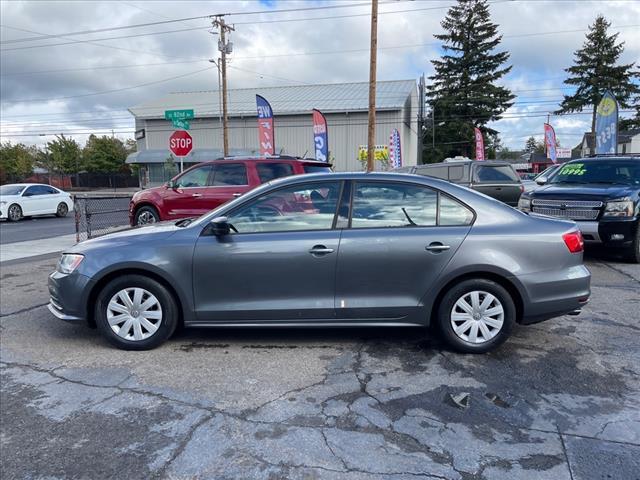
[257,163,294,183]
[351,182,437,228]
[24,186,44,196]
[474,165,519,182]
[175,166,213,188]
[228,181,341,233]
[212,163,248,186]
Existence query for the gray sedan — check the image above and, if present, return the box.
[48,172,591,353]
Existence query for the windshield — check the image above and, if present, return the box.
[0,185,25,196]
[549,160,640,186]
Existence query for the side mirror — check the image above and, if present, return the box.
[535,176,548,185]
[166,180,177,189]
[209,216,231,236]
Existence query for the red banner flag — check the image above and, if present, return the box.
[474,127,485,161]
[544,123,558,163]
[256,95,275,156]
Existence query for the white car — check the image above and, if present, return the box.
[0,183,74,222]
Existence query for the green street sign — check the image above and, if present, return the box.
[164,109,194,121]
[172,119,190,130]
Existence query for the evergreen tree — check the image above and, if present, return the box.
[524,136,545,154]
[82,135,128,173]
[425,0,514,163]
[556,16,639,151]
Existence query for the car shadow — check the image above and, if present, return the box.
[584,245,635,264]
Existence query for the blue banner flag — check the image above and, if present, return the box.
[595,91,618,154]
[256,95,275,156]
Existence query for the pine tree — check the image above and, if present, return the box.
[556,16,639,151]
[524,136,544,154]
[424,0,514,163]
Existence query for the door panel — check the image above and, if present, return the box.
[192,180,343,322]
[200,163,252,212]
[162,165,213,218]
[193,231,341,321]
[21,186,49,214]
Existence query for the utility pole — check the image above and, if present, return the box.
[212,16,234,157]
[417,74,425,165]
[366,0,378,172]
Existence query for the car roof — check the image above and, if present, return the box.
[1,183,52,187]
[416,160,513,166]
[201,156,331,165]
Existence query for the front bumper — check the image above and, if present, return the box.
[577,217,638,247]
[48,270,92,322]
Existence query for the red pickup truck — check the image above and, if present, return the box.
[129,156,332,225]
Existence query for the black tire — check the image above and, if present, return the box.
[56,202,69,217]
[436,278,516,354]
[134,205,160,225]
[7,204,22,222]
[623,227,640,264]
[95,274,178,350]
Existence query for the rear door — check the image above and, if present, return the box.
[335,180,474,321]
[472,164,522,206]
[201,162,252,209]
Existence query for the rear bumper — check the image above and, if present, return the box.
[517,264,591,325]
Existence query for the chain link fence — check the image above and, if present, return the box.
[74,195,133,242]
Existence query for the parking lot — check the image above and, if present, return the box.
[1,251,638,480]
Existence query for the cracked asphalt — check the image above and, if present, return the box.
[1,253,639,479]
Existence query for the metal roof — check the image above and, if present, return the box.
[128,79,416,119]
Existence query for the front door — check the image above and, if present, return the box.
[200,162,252,211]
[162,165,214,218]
[192,180,343,322]
[335,180,474,320]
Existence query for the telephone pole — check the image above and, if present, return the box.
[212,16,234,157]
[366,0,378,172]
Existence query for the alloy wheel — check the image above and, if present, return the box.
[106,288,163,341]
[8,205,21,221]
[450,290,504,344]
[137,211,157,225]
[57,203,68,216]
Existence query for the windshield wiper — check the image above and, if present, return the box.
[401,207,417,226]
[175,218,194,227]
[589,181,628,185]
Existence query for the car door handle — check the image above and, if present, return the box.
[426,243,450,252]
[192,193,203,197]
[309,245,335,255]
[232,193,242,197]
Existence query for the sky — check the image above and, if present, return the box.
[1,0,639,152]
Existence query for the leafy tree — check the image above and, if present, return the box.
[46,135,82,174]
[0,142,38,180]
[425,0,514,163]
[556,16,639,152]
[524,136,545,154]
[82,135,128,173]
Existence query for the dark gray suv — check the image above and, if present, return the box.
[48,172,590,353]
[396,160,524,206]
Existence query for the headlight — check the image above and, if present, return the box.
[518,196,531,211]
[57,254,84,274]
[603,199,634,217]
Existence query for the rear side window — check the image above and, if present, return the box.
[474,165,519,182]
[351,182,437,228]
[212,163,248,186]
[439,195,474,226]
[303,165,332,174]
[448,165,465,182]
[257,163,294,183]
[417,166,448,180]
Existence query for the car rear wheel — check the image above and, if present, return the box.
[436,278,515,353]
[56,202,69,217]
[135,206,160,225]
[95,275,178,350]
[7,204,22,222]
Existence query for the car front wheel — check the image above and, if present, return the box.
[7,204,22,222]
[135,206,160,225]
[95,275,178,350]
[624,226,640,264]
[436,278,515,353]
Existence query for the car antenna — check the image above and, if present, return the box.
[301,150,308,158]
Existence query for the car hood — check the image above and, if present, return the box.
[69,221,182,253]
[532,183,638,201]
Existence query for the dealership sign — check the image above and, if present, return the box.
[169,130,193,157]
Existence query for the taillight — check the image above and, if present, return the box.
[563,230,584,253]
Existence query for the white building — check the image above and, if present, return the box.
[126,80,419,187]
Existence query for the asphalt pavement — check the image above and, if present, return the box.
[1,253,639,479]
[0,215,76,244]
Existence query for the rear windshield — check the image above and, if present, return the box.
[474,165,520,183]
[304,165,332,174]
[550,160,640,186]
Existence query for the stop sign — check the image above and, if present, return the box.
[169,130,193,156]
